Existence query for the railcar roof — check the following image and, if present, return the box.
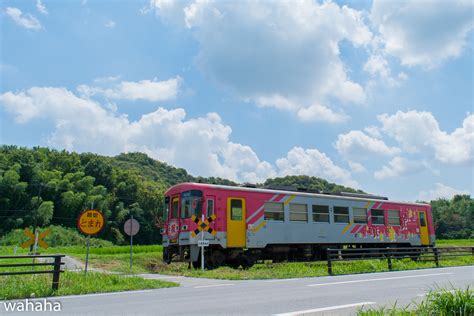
[165,182,430,207]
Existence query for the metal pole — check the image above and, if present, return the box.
[30,184,42,253]
[201,214,205,271]
[84,202,94,274]
[130,215,133,272]
[84,235,90,274]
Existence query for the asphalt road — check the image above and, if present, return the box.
[2,265,473,315]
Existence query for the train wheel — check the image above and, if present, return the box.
[241,254,255,269]
[163,248,172,264]
[192,259,201,269]
[209,250,226,268]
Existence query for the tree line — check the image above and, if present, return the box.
[0,145,471,244]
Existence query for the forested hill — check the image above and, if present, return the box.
[0,146,364,244]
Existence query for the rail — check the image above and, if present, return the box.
[326,246,473,275]
[0,254,65,290]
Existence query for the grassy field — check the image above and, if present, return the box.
[357,287,473,315]
[1,239,472,281]
[0,272,177,300]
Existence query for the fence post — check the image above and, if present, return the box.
[327,248,333,276]
[433,247,439,267]
[386,247,392,271]
[52,256,62,290]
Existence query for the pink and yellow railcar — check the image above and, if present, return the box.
[162,183,435,268]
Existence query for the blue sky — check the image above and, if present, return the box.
[1,0,473,201]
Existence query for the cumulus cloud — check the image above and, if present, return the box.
[0,85,357,186]
[334,130,400,160]
[36,0,48,15]
[374,156,428,180]
[5,7,42,30]
[418,183,470,201]
[370,0,474,68]
[77,77,181,102]
[150,0,371,122]
[276,147,358,187]
[378,111,474,164]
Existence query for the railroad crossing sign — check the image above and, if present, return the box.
[20,228,50,249]
[190,214,217,237]
[77,209,105,235]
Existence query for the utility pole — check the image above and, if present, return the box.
[30,184,42,254]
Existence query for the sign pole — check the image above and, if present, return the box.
[201,214,205,271]
[84,202,94,275]
[84,235,90,274]
[130,215,133,272]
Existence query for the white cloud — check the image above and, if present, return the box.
[5,7,42,30]
[0,85,358,187]
[378,111,474,164]
[418,183,470,201]
[297,104,350,123]
[371,0,474,68]
[334,130,400,160]
[276,147,357,187]
[151,0,371,122]
[348,161,366,173]
[77,77,181,102]
[374,156,427,180]
[104,20,116,28]
[36,0,48,15]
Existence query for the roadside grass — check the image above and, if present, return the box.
[436,239,474,247]
[0,271,178,300]
[1,239,472,280]
[81,251,473,280]
[357,287,473,315]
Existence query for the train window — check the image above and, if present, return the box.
[371,209,385,225]
[419,212,427,227]
[312,205,329,222]
[388,210,401,226]
[181,199,191,218]
[289,203,308,222]
[334,206,349,223]
[181,190,203,218]
[206,199,214,217]
[230,199,243,221]
[353,208,368,224]
[264,202,284,221]
[171,197,179,218]
[163,197,169,220]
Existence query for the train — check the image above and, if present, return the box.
[161,182,435,268]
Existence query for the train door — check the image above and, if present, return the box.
[227,198,246,248]
[418,210,429,245]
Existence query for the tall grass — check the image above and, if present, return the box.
[358,287,473,316]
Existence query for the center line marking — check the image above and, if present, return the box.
[307,272,452,287]
[194,284,235,289]
[274,302,376,316]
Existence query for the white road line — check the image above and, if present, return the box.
[265,278,300,282]
[307,272,452,287]
[274,302,376,316]
[194,284,235,289]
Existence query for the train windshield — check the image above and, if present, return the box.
[181,190,203,219]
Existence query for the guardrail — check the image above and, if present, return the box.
[0,255,65,290]
[326,246,473,275]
